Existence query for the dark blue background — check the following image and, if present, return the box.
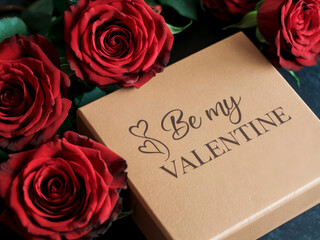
[0,0,22,5]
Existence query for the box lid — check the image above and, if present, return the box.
[77,32,320,240]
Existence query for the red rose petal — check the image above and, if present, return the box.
[64,0,172,88]
[29,98,72,147]
[0,131,127,239]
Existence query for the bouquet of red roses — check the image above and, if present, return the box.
[0,0,174,239]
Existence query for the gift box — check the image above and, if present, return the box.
[77,32,320,240]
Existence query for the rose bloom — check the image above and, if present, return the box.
[0,35,71,152]
[0,131,127,240]
[64,0,174,88]
[203,0,259,21]
[257,0,320,70]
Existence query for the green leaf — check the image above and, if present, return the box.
[103,85,122,95]
[255,0,266,10]
[47,15,65,50]
[288,70,301,88]
[255,27,268,44]
[61,63,74,77]
[145,0,159,6]
[223,10,257,30]
[47,16,64,40]
[60,56,68,65]
[0,149,8,159]
[54,0,69,14]
[117,208,135,220]
[68,0,78,4]
[0,17,28,43]
[158,0,199,20]
[56,115,76,135]
[200,0,206,12]
[21,0,54,34]
[69,75,96,97]
[75,87,107,108]
[166,20,193,35]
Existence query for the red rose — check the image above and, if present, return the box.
[203,0,259,21]
[64,0,174,88]
[0,131,127,240]
[257,0,320,70]
[0,35,72,152]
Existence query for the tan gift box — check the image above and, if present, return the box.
[77,32,320,240]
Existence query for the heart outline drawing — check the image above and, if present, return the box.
[138,140,164,155]
[129,120,148,138]
[129,119,170,161]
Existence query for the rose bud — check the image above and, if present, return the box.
[64,0,174,88]
[0,35,71,152]
[257,0,320,71]
[0,131,127,240]
[203,0,260,21]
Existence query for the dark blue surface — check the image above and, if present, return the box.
[260,205,320,240]
[258,65,320,240]
[0,0,22,5]
[279,64,320,119]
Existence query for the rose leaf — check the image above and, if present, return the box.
[74,87,107,108]
[21,0,54,34]
[223,10,257,30]
[56,115,76,134]
[288,70,301,88]
[255,0,266,10]
[61,63,75,78]
[145,0,159,6]
[200,0,206,12]
[255,27,268,44]
[166,20,193,35]
[0,149,9,162]
[0,17,29,43]
[116,208,135,220]
[68,0,79,5]
[54,0,69,14]
[158,0,199,20]
[47,15,65,48]
[103,85,122,95]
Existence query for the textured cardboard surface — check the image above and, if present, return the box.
[77,32,320,240]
